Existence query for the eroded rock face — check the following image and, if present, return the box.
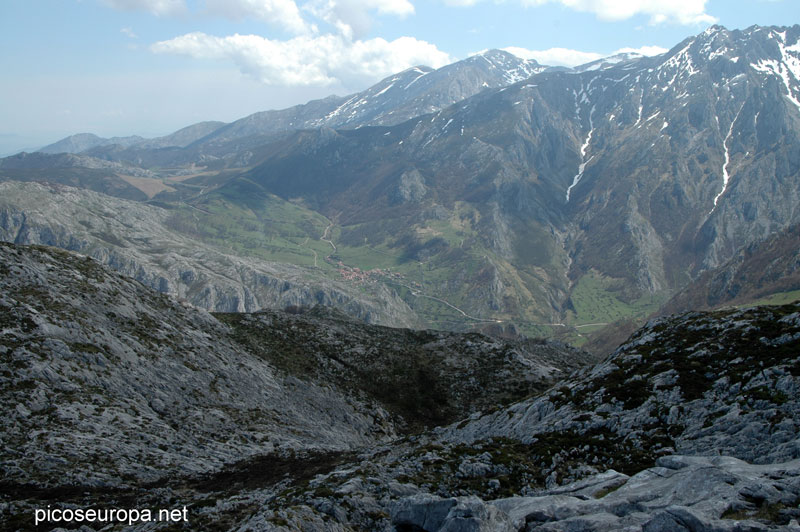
[236,303,800,532]
[0,242,580,491]
[234,455,800,531]
[392,169,428,205]
[447,304,800,467]
[391,456,800,532]
[0,181,420,328]
[0,242,398,488]
[217,308,590,433]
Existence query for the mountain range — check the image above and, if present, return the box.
[3,23,800,531]
[1,25,799,350]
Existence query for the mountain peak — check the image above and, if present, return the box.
[476,48,539,64]
[703,23,728,35]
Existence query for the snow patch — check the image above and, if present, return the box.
[404,69,429,90]
[572,89,580,119]
[710,102,745,214]
[750,38,800,111]
[634,92,644,127]
[566,106,595,203]
[374,81,395,97]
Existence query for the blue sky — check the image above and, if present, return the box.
[0,0,796,154]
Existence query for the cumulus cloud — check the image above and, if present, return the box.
[503,46,603,67]
[550,0,718,25]
[103,0,416,37]
[205,0,310,35]
[615,45,669,56]
[151,32,450,87]
[126,0,447,90]
[306,0,416,40]
[359,0,416,16]
[446,0,716,25]
[503,44,667,67]
[102,0,186,16]
[107,0,433,89]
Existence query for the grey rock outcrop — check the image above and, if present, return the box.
[392,169,428,204]
[238,303,800,532]
[0,181,419,327]
[445,304,800,467]
[218,308,590,432]
[390,455,800,531]
[0,242,396,488]
[393,495,513,532]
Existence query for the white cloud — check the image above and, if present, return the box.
[502,44,667,67]
[102,0,186,16]
[128,0,441,91]
[205,0,310,35]
[151,32,450,87]
[104,0,418,40]
[615,45,669,56]
[363,0,416,16]
[446,0,716,25]
[555,0,718,25]
[102,0,416,38]
[306,0,416,40]
[121,27,138,39]
[503,46,603,67]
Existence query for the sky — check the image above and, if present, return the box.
[0,0,796,154]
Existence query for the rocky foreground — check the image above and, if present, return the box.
[0,242,583,531]
[275,304,800,531]
[1,242,799,531]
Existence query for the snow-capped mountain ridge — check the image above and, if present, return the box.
[35,50,548,156]
[4,24,800,340]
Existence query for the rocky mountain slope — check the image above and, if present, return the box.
[0,242,394,488]
[0,181,419,327]
[37,133,145,155]
[0,242,586,531]
[661,222,800,314]
[312,50,545,130]
[0,152,156,200]
[5,246,796,530]
[198,50,544,146]
[217,306,591,433]
[210,24,800,337]
[241,302,800,531]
